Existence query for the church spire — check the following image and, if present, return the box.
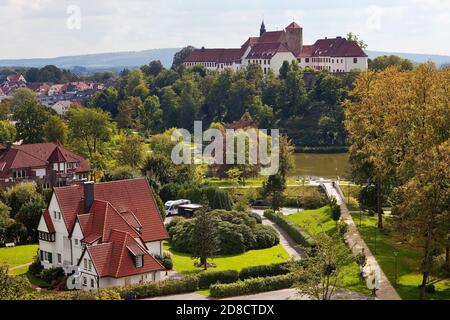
[260,19,266,36]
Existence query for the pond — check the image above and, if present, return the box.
[290,153,351,179]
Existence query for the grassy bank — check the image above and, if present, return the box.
[286,207,370,295]
[164,242,289,275]
[351,212,450,300]
[0,244,38,268]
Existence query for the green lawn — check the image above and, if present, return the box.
[164,242,289,274]
[286,207,371,295]
[351,212,450,300]
[287,206,336,235]
[0,244,38,268]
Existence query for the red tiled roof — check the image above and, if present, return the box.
[184,48,244,63]
[55,178,168,242]
[258,31,285,44]
[42,209,55,233]
[246,42,290,59]
[298,37,368,58]
[286,22,301,29]
[87,230,164,278]
[80,200,141,245]
[0,142,90,178]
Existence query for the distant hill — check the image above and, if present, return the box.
[0,48,181,71]
[367,50,450,66]
[0,48,448,72]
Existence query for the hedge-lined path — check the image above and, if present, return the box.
[252,209,306,260]
[146,292,208,300]
[324,182,401,301]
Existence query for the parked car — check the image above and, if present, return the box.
[164,200,191,216]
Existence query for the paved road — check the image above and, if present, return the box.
[146,288,374,301]
[252,209,305,259]
[322,182,401,301]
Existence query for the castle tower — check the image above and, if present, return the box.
[285,21,303,56]
[260,20,266,36]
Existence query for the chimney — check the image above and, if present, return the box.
[83,181,95,213]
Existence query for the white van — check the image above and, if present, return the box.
[164,200,191,216]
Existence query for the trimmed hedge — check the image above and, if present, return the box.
[239,263,290,280]
[264,210,316,248]
[198,270,240,289]
[210,274,295,299]
[114,276,199,299]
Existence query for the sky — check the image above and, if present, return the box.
[0,0,449,59]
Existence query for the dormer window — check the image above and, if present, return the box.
[135,255,144,268]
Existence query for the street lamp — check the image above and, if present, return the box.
[394,251,399,286]
[374,222,378,255]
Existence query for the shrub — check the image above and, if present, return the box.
[114,276,199,300]
[29,256,44,276]
[264,210,316,248]
[253,225,279,249]
[217,221,246,254]
[283,197,300,208]
[302,195,328,210]
[0,264,31,300]
[41,267,65,285]
[211,190,234,210]
[210,274,294,299]
[239,263,290,280]
[249,211,262,224]
[197,270,239,289]
[156,252,173,270]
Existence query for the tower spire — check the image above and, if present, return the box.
[260,19,266,36]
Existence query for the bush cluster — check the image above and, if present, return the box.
[168,210,280,255]
[209,274,295,299]
[264,210,316,248]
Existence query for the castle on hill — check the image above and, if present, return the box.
[183,21,368,75]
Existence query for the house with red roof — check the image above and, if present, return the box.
[0,142,90,189]
[37,178,168,290]
[183,20,368,75]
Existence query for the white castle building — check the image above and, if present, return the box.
[183,21,368,75]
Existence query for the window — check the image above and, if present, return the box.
[353,58,358,63]
[54,211,57,219]
[57,254,61,264]
[135,255,144,268]
[84,258,87,270]
[82,276,87,287]
[13,170,26,179]
[88,260,92,272]
[74,239,79,246]
[90,278,95,288]
[46,252,52,264]
[40,250,44,261]
[58,212,61,220]
[305,58,309,63]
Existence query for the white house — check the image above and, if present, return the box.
[183,21,368,75]
[51,101,72,116]
[37,178,168,290]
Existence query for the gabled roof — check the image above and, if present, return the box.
[286,22,301,29]
[87,230,164,278]
[0,142,90,178]
[184,48,244,63]
[55,178,168,242]
[42,209,55,233]
[298,37,368,58]
[79,200,141,245]
[246,42,291,59]
[258,31,285,44]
